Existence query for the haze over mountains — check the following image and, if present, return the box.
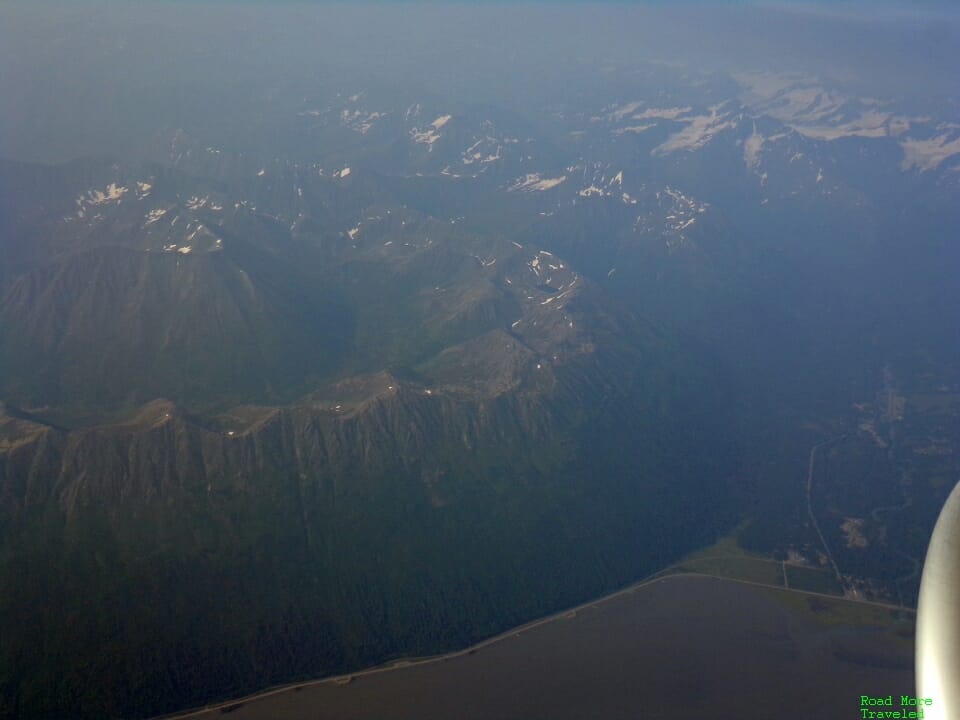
[0,2,957,718]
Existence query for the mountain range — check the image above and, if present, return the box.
[1,12,958,717]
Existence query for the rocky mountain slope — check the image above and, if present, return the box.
[0,153,735,718]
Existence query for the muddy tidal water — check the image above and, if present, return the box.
[176,574,915,720]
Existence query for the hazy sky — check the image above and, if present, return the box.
[1,1,956,161]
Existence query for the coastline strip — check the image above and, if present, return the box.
[156,567,914,719]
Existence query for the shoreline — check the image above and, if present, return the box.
[154,568,914,719]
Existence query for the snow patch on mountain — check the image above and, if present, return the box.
[603,103,692,136]
[634,106,692,121]
[340,108,387,135]
[652,105,736,155]
[578,185,608,198]
[411,128,441,147]
[901,133,960,172]
[603,102,692,124]
[790,110,891,141]
[509,174,567,192]
[744,126,764,171]
[78,183,128,206]
[735,71,930,146]
[411,115,453,149]
[144,208,168,225]
[634,186,709,251]
[613,124,655,136]
[606,101,645,122]
[462,137,503,165]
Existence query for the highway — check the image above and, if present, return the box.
[806,435,847,586]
